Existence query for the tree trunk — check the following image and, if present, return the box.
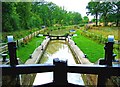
[116,9,120,27]
[116,20,119,27]
[104,16,108,26]
[95,12,98,26]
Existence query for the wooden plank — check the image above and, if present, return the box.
[67,64,120,76]
[1,64,54,75]
[1,64,120,76]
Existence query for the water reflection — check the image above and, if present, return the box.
[33,40,84,85]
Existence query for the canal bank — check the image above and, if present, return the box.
[66,36,93,64]
[22,36,93,86]
[21,37,50,86]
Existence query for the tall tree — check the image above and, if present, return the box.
[86,2,101,26]
[2,1,84,32]
[2,2,21,32]
[16,2,32,29]
[100,2,114,26]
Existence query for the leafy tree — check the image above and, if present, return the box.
[2,2,21,32]
[72,12,82,24]
[16,2,32,29]
[86,2,101,26]
[100,2,114,26]
[2,1,83,32]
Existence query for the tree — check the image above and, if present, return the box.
[2,2,21,32]
[86,2,101,26]
[16,2,32,29]
[2,1,84,32]
[72,12,82,25]
[100,2,114,26]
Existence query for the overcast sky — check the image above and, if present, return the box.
[45,0,94,20]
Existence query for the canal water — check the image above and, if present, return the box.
[33,40,84,85]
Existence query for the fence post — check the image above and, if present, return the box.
[7,42,20,86]
[8,42,18,66]
[98,35,114,86]
[53,58,68,85]
[97,74,107,87]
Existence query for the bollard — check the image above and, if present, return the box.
[53,58,68,85]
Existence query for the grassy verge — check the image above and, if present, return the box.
[72,30,104,63]
[81,26,119,59]
[17,36,44,63]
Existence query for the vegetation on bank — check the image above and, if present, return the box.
[81,26,119,59]
[17,36,44,63]
[84,26,119,40]
[5,25,118,63]
[72,30,105,63]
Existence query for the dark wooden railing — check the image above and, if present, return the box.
[1,37,120,87]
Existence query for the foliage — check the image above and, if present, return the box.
[72,30,104,63]
[2,2,83,32]
[99,2,114,26]
[86,1,120,26]
[86,2,101,26]
[83,16,89,23]
[82,26,119,59]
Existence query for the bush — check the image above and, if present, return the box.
[79,24,85,27]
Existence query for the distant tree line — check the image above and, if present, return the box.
[86,1,120,26]
[2,1,88,32]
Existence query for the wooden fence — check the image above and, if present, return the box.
[0,30,41,54]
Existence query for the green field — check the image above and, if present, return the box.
[72,30,104,63]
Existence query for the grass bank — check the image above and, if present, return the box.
[72,30,104,63]
[82,26,119,59]
[17,36,44,63]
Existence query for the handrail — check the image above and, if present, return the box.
[1,64,120,76]
[1,64,54,75]
[1,60,120,86]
